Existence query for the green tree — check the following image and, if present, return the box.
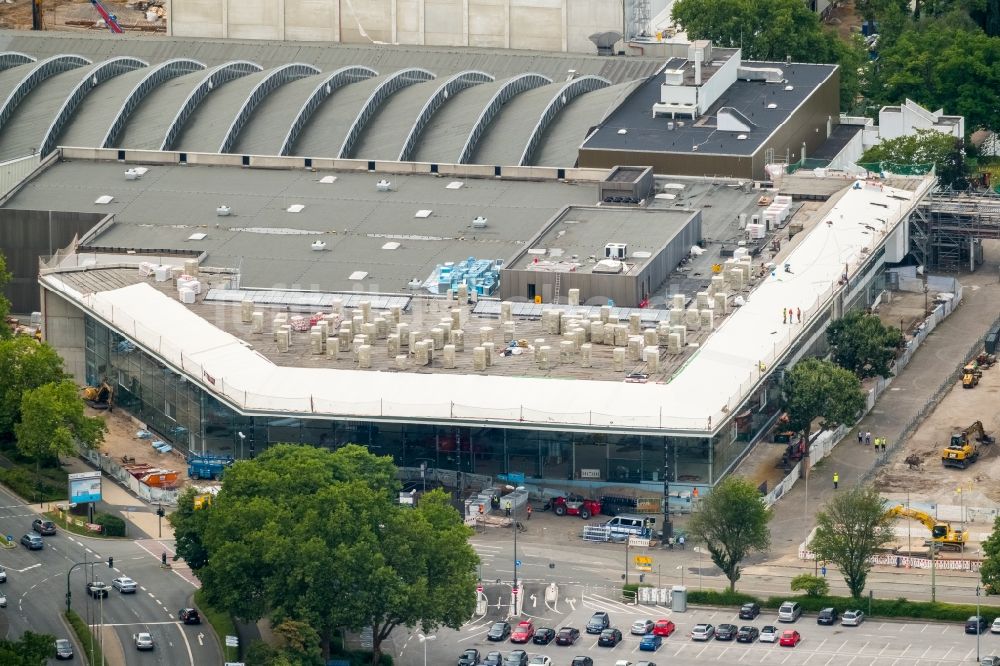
[861,129,969,187]
[0,251,10,339]
[826,310,904,379]
[876,24,1000,134]
[782,358,866,444]
[790,573,830,597]
[15,380,106,463]
[169,487,212,570]
[810,486,896,599]
[0,631,57,665]
[0,337,65,440]
[176,444,478,664]
[686,476,772,591]
[980,515,1000,594]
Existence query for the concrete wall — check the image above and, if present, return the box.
[0,210,105,314]
[41,287,87,381]
[168,0,625,53]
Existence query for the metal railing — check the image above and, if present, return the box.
[457,73,551,165]
[518,75,610,166]
[0,52,36,71]
[39,57,148,157]
[159,60,263,151]
[0,54,90,131]
[217,62,320,154]
[397,70,494,162]
[278,66,377,156]
[337,68,435,159]
[101,59,206,148]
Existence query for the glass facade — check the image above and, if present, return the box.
[85,315,781,489]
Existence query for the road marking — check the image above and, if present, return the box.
[14,563,41,573]
[103,621,183,626]
[197,632,204,646]
[176,623,195,665]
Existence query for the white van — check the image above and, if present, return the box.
[778,601,802,622]
[604,514,652,538]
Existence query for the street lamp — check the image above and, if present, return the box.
[977,585,982,662]
[417,633,436,666]
[677,564,685,586]
[237,431,246,459]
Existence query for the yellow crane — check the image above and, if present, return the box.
[887,505,967,550]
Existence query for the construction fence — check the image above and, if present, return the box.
[80,447,180,506]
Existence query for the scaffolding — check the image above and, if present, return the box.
[913,191,1000,271]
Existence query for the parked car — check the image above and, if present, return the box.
[134,632,154,650]
[556,627,580,645]
[32,518,57,535]
[20,533,43,550]
[487,622,511,641]
[992,618,1000,634]
[715,624,738,641]
[652,619,675,637]
[0,591,6,607]
[691,624,715,641]
[817,608,839,625]
[598,628,623,647]
[55,639,74,660]
[86,581,109,599]
[482,651,503,665]
[551,495,601,519]
[779,630,802,647]
[778,601,802,622]
[982,657,1000,666]
[842,610,865,627]
[631,619,654,636]
[503,650,528,666]
[634,662,658,666]
[759,625,780,643]
[510,621,535,643]
[0,565,6,583]
[736,626,759,643]
[967,616,989,634]
[112,577,137,593]
[739,602,761,620]
[457,648,480,666]
[586,611,610,634]
[639,633,662,651]
[532,627,555,645]
[527,657,551,666]
[569,658,593,666]
[178,608,201,625]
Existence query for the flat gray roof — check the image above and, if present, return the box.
[582,61,838,157]
[511,205,696,273]
[4,160,599,292]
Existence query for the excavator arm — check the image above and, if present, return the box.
[90,0,124,33]
[887,505,967,547]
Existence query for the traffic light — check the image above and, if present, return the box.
[108,556,114,569]
[156,506,165,517]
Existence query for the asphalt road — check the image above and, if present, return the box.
[0,485,220,666]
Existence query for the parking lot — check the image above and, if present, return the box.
[406,587,1000,666]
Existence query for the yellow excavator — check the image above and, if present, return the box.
[942,420,995,469]
[887,505,968,550]
[81,380,114,410]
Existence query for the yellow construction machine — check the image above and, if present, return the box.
[887,505,968,550]
[962,361,981,388]
[942,420,995,469]
[81,380,113,410]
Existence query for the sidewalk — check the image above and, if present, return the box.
[768,265,1000,556]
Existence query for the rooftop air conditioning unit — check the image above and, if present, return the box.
[605,242,628,260]
[376,179,392,192]
[472,216,488,228]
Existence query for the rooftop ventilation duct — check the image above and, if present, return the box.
[738,66,784,83]
[589,31,622,56]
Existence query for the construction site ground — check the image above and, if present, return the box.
[0,0,163,32]
[88,406,195,487]
[876,351,1000,508]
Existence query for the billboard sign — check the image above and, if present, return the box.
[68,471,102,504]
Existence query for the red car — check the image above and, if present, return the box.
[779,629,802,647]
[652,619,676,637]
[510,621,535,643]
[551,496,601,519]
